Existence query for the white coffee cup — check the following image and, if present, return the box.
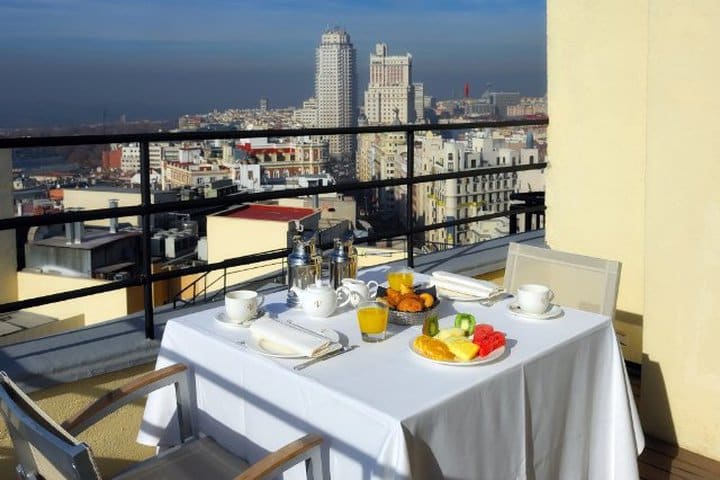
[517,284,554,314]
[225,290,264,323]
[337,278,379,307]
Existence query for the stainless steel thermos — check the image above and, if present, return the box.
[329,235,358,289]
[286,232,322,307]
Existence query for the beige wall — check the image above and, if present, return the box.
[205,214,408,293]
[548,0,720,460]
[62,189,141,227]
[642,0,720,459]
[546,0,647,363]
[546,0,647,316]
[205,215,289,289]
[0,149,18,303]
[0,364,155,478]
[17,271,141,326]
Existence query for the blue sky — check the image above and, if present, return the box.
[0,0,546,127]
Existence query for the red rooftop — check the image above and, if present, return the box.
[220,204,316,222]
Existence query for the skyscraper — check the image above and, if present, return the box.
[315,28,357,158]
[364,43,418,125]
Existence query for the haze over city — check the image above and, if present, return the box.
[0,0,546,128]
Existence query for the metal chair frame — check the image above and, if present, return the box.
[0,365,323,480]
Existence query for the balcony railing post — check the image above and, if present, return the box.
[406,129,415,269]
[140,141,155,339]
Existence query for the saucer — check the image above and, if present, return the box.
[214,308,266,328]
[507,302,563,320]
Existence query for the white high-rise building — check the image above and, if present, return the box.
[293,97,318,127]
[315,28,356,157]
[364,43,415,125]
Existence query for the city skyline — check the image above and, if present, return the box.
[0,0,546,128]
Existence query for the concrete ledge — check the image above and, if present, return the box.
[0,313,162,392]
[0,231,544,392]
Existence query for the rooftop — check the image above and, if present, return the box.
[31,229,141,250]
[217,204,316,222]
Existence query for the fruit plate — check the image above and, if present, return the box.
[408,339,506,366]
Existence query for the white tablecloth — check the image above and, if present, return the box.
[139,268,644,480]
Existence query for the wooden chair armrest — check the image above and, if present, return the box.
[234,433,323,480]
[62,364,189,436]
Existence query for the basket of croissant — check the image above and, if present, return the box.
[376,283,440,326]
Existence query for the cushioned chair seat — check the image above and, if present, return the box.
[114,436,249,480]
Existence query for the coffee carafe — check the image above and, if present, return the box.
[329,234,358,289]
[286,231,322,307]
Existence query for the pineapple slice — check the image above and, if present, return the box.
[435,327,467,341]
[446,338,480,362]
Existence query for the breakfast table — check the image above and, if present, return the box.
[138,266,644,479]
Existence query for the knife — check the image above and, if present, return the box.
[293,345,356,371]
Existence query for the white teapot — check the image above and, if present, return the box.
[291,280,350,318]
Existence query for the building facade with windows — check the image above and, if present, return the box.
[416,131,544,249]
[364,43,415,125]
[161,161,232,189]
[234,138,329,178]
[315,28,357,157]
[293,97,318,128]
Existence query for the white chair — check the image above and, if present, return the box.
[0,364,324,480]
[503,242,621,316]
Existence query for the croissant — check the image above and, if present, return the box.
[385,288,402,307]
[413,335,455,361]
[396,296,424,312]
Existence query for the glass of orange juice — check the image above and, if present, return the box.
[387,267,414,291]
[356,300,389,343]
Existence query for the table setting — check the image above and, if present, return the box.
[139,263,644,480]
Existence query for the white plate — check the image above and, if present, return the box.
[214,309,266,328]
[246,329,341,359]
[409,339,506,366]
[507,302,563,320]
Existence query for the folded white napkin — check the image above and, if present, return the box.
[431,271,503,299]
[249,318,330,357]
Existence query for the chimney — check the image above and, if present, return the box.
[109,199,119,234]
[65,208,75,245]
[73,208,84,244]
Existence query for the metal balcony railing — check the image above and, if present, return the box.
[0,118,548,339]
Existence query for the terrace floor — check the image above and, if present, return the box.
[630,372,720,479]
